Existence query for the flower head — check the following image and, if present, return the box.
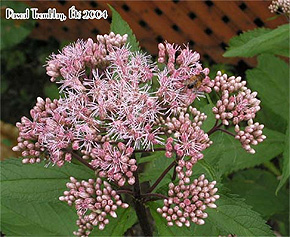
[269,0,290,15]
[157,174,219,227]
[59,177,129,236]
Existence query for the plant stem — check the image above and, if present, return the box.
[141,193,168,200]
[147,159,177,193]
[133,171,153,236]
[116,189,135,197]
[172,164,177,181]
[216,128,236,137]
[207,120,222,136]
[68,149,95,171]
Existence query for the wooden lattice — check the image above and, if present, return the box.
[26,0,287,67]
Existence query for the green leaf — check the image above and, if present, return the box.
[276,124,290,193]
[1,2,35,50]
[256,104,288,134]
[224,24,289,57]
[207,191,274,236]
[1,198,78,236]
[148,190,273,236]
[200,104,216,132]
[204,128,285,176]
[246,54,289,123]
[1,158,94,203]
[140,152,173,190]
[2,197,136,236]
[90,207,137,236]
[44,83,60,100]
[1,158,137,236]
[225,169,288,219]
[109,5,140,52]
[138,153,159,164]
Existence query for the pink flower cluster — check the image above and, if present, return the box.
[13,31,268,235]
[235,120,266,154]
[156,42,214,110]
[13,32,163,170]
[212,71,260,126]
[12,97,74,166]
[89,142,137,186]
[160,106,212,159]
[212,71,264,153]
[59,177,129,236]
[269,0,290,15]
[46,32,128,84]
[157,174,219,227]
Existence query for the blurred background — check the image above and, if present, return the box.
[0,0,287,158]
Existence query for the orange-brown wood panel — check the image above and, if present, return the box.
[214,1,258,31]
[152,1,216,46]
[182,1,236,41]
[153,1,257,66]
[234,2,263,26]
[108,2,160,55]
[133,1,232,64]
[21,0,284,67]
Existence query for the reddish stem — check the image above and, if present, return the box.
[141,193,168,200]
[133,170,153,236]
[207,121,223,136]
[69,149,95,171]
[216,128,236,137]
[116,189,134,196]
[172,164,177,181]
[147,159,177,193]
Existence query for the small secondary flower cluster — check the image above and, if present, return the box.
[160,107,212,160]
[89,142,137,186]
[157,174,219,227]
[59,177,129,236]
[212,71,265,153]
[269,0,290,15]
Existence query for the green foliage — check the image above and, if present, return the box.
[148,202,220,236]
[1,37,60,124]
[1,158,94,203]
[1,2,35,50]
[276,125,290,193]
[246,54,289,123]
[109,5,140,52]
[140,151,173,190]
[5,50,26,70]
[224,169,288,219]
[0,159,136,236]
[223,24,289,58]
[90,208,137,236]
[44,83,60,100]
[201,128,285,176]
[149,189,274,236]
[1,197,78,236]
[206,191,274,236]
[200,104,216,132]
